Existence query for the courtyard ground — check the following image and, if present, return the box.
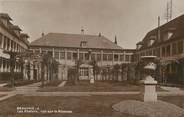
[0,94,145,117]
[38,81,165,92]
[0,94,184,117]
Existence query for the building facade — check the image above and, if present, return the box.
[0,13,29,81]
[30,33,135,80]
[134,14,184,85]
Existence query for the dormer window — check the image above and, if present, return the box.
[163,32,173,41]
[80,41,87,48]
[136,41,143,50]
[9,25,22,37]
[148,35,156,46]
[0,13,12,27]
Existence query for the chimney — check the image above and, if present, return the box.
[41,32,44,37]
[81,28,84,35]
[98,33,101,37]
[114,35,117,45]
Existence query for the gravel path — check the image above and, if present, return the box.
[112,100,184,117]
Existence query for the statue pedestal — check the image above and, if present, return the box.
[143,75,157,102]
[90,78,94,84]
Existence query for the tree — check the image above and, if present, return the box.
[113,64,120,81]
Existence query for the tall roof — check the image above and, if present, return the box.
[0,13,12,20]
[138,14,184,50]
[30,33,123,50]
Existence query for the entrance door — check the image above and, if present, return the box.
[79,68,89,80]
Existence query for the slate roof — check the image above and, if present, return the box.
[0,13,12,20]
[137,14,184,50]
[30,33,123,50]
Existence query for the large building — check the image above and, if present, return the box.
[30,32,135,80]
[0,13,29,80]
[134,14,184,85]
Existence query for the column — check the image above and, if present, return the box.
[1,59,4,72]
[4,37,7,50]
[59,50,61,60]
[4,60,7,72]
[160,46,162,58]
[112,51,114,65]
[77,49,79,60]
[101,50,103,66]
[89,50,92,61]
[83,53,85,61]
[39,48,42,53]
[9,39,11,51]
[71,51,73,61]
[1,35,4,49]
[64,49,67,61]
[52,48,55,58]
[14,42,16,52]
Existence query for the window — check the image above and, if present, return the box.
[166,45,171,57]
[103,54,108,61]
[120,55,124,61]
[178,41,183,54]
[80,41,87,48]
[0,33,2,48]
[0,58,2,68]
[16,44,19,51]
[3,59,6,68]
[67,52,72,60]
[54,51,59,60]
[73,53,77,60]
[91,54,96,61]
[14,42,16,51]
[108,54,113,61]
[114,54,119,61]
[60,52,65,60]
[125,55,130,62]
[146,51,149,56]
[162,47,166,57]
[3,37,6,49]
[42,50,47,54]
[85,53,89,60]
[35,50,40,54]
[11,40,13,50]
[172,43,177,55]
[148,50,152,56]
[7,38,10,50]
[97,54,101,61]
[163,32,173,41]
[79,53,84,60]
[156,48,160,57]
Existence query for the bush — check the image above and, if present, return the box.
[0,72,23,81]
[5,80,38,87]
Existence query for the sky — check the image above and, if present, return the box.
[0,0,184,49]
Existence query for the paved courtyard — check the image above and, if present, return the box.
[0,81,184,117]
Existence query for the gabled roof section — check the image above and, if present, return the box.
[0,13,12,20]
[9,25,22,31]
[139,14,184,50]
[30,33,123,50]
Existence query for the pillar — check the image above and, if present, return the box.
[59,50,61,60]
[52,48,55,58]
[64,49,67,61]
[77,49,79,60]
[101,50,103,66]
[142,75,157,102]
[1,35,4,49]
[112,51,114,65]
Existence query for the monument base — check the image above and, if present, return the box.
[90,78,94,84]
[142,75,157,102]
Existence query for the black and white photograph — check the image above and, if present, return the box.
[0,0,184,117]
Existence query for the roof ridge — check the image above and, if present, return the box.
[30,32,123,50]
[48,32,102,37]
